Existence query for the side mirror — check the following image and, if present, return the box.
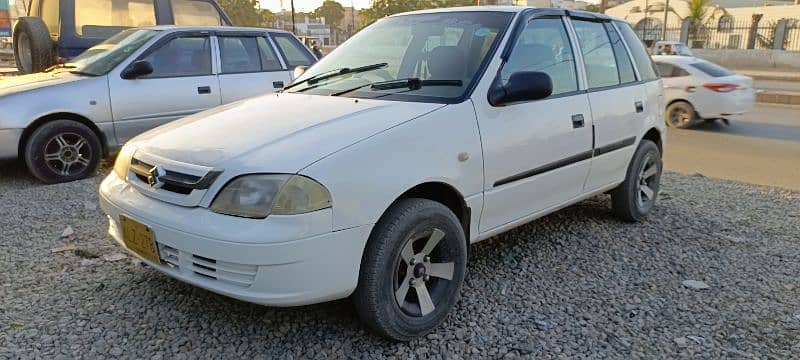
[293,65,308,79]
[488,71,553,106]
[121,60,154,80]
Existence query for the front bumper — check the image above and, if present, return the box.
[0,129,23,160]
[99,173,372,307]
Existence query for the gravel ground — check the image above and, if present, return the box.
[1,161,799,359]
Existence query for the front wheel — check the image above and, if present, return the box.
[353,198,467,341]
[24,120,102,184]
[610,139,662,222]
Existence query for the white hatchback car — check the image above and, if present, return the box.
[653,55,755,128]
[100,7,666,340]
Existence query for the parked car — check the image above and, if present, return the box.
[99,7,665,340]
[650,40,693,56]
[654,55,754,129]
[13,0,232,74]
[0,26,317,183]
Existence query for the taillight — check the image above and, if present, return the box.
[703,83,739,93]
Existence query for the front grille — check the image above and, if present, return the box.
[130,158,207,195]
[156,242,257,288]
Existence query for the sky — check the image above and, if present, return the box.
[259,0,372,12]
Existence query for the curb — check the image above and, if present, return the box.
[756,90,800,105]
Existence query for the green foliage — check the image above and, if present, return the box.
[359,0,478,28]
[683,0,712,21]
[314,0,346,28]
[584,4,601,13]
[217,0,261,27]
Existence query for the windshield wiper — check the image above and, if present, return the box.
[282,62,388,92]
[44,64,77,73]
[330,78,463,97]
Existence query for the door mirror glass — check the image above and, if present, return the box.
[489,71,552,106]
[122,60,154,79]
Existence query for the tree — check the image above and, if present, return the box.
[261,9,276,28]
[584,4,601,13]
[217,0,261,27]
[314,0,345,42]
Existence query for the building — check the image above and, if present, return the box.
[275,13,332,46]
[341,6,360,38]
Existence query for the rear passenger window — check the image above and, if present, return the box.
[689,61,734,77]
[573,20,618,89]
[614,21,659,81]
[219,37,261,74]
[604,23,636,84]
[502,17,578,96]
[271,33,316,69]
[257,37,284,71]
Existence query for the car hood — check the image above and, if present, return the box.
[0,71,88,98]
[132,93,445,173]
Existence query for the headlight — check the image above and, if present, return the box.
[113,144,136,180]
[210,174,332,218]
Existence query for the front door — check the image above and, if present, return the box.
[109,34,221,144]
[474,17,594,232]
[216,35,292,103]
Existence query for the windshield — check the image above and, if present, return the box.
[67,29,159,76]
[286,11,514,102]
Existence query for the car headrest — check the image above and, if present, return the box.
[428,46,466,80]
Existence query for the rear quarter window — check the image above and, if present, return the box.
[689,61,734,77]
[614,21,658,82]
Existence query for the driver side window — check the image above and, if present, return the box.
[140,36,211,78]
[502,17,578,96]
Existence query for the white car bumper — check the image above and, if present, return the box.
[696,88,756,119]
[98,173,372,307]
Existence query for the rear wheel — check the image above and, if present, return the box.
[353,198,467,341]
[24,120,102,184]
[665,101,695,129]
[13,17,56,74]
[611,140,662,222]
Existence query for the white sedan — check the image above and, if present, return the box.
[653,55,755,129]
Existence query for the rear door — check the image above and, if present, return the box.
[109,33,221,144]
[216,34,292,103]
[571,18,642,191]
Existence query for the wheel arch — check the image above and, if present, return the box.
[381,181,471,245]
[19,112,109,160]
[642,127,663,156]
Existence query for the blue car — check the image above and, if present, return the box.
[13,0,231,73]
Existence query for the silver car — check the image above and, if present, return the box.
[0,26,316,183]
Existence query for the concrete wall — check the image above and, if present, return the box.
[692,49,800,70]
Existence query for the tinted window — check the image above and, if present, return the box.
[142,36,211,77]
[573,20,618,89]
[172,0,223,26]
[74,0,156,37]
[219,37,261,74]
[690,61,734,77]
[615,21,658,81]
[41,0,59,35]
[272,33,316,68]
[503,17,577,95]
[605,23,636,84]
[655,62,690,78]
[257,37,283,71]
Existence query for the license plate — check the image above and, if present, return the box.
[120,215,160,264]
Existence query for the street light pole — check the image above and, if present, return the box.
[662,0,669,40]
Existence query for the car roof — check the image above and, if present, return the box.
[651,55,704,65]
[141,25,290,34]
[392,6,625,22]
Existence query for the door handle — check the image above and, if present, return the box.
[197,86,211,94]
[572,114,585,129]
[273,81,285,89]
[635,101,644,113]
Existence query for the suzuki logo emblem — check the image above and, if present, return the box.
[146,166,165,189]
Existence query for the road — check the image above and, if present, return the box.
[664,104,800,190]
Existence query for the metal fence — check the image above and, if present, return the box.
[636,17,800,52]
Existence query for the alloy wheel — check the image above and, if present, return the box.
[43,133,93,177]
[636,153,659,209]
[669,106,691,127]
[394,228,456,317]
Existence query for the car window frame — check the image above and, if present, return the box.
[268,32,317,69]
[603,22,636,85]
[124,30,215,80]
[217,34,287,75]
[571,18,622,91]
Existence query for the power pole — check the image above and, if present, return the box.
[662,0,669,40]
[291,0,296,34]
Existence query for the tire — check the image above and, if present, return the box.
[610,139,662,222]
[353,198,468,341]
[13,17,56,74]
[665,101,695,129]
[24,120,102,184]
